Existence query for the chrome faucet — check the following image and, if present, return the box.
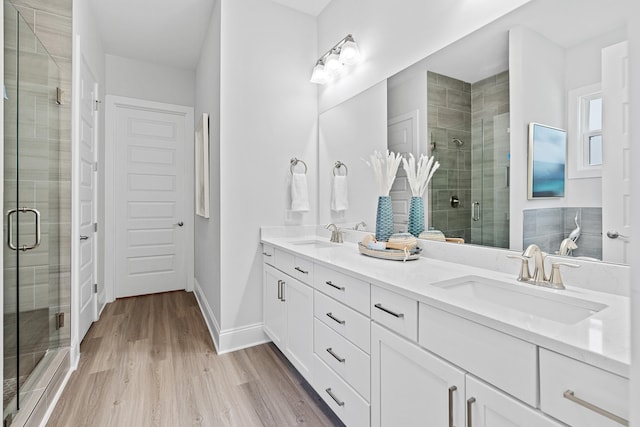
[354,221,367,231]
[326,223,343,243]
[522,244,547,283]
[508,244,579,290]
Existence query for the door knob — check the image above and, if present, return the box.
[175,221,184,227]
[606,230,628,239]
[80,235,89,240]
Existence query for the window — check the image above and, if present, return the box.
[567,83,602,179]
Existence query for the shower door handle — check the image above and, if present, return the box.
[7,207,41,251]
[472,202,480,222]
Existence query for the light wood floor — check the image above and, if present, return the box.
[47,291,344,427]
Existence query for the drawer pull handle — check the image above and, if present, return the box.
[326,347,345,363]
[326,280,345,291]
[262,252,272,257]
[467,397,476,427]
[374,303,404,318]
[563,390,628,426]
[325,388,345,407]
[326,312,346,325]
[294,266,309,274]
[448,386,457,427]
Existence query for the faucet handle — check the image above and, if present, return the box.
[547,262,580,289]
[507,254,531,282]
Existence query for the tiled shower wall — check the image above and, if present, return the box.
[427,71,472,242]
[5,0,72,347]
[523,207,603,260]
[470,71,510,248]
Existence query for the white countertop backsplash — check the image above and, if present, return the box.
[261,225,630,378]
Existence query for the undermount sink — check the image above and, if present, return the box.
[433,276,607,324]
[289,239,337,249]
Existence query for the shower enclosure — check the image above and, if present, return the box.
[427,70,510,248]
[3,2,66,422]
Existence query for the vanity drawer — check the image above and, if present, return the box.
[262,244,275,265]
[313,355,370,427]
[371,286,418,341]
[314,264,370,315]
[314,291,370,353]
[314,319,370,400]
[539,349,629,426]
[274,248,314,284]
[419,303,537,407]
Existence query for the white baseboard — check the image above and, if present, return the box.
[193,278,269,355]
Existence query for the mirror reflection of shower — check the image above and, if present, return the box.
[427,70,510,247]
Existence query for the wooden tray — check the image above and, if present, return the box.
[358,242,421,261]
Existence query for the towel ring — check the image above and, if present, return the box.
[333,161,348,176]
[290,158,307,175]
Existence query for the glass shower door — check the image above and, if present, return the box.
[3,2,62,420]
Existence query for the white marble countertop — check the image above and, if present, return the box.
[261,229,630,378]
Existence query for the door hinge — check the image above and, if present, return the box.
[94,99,102,111]
[93,162,98,172]
[94,283,98,294]
[55,312,65,329]
[56,87,63,105]
[94,223,98,232]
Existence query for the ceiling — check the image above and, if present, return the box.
[88,0,332,70]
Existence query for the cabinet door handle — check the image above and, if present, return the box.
[563,390,628,426]
[294,266,308,274]
[326,312,345,325]
[277,280,282,300]
[262,252,272,257]
[467,397,476,427]
[325,388,345,407]
[325,280,345,291]
[326,347,345,363]
[281,281,285,302]
[448,386,457,427]
[374,303,404,318]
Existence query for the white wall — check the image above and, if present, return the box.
[508,26,566,250]
[194,0,318,351]
[317,0,532,112]
[105,54,195,107]
[194,0,222,346]
[319,81,387,228]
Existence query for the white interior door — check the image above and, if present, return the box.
[388,111,418,233]
[602,41,630,264]
[78,58,98,341]
[110,98,189,298]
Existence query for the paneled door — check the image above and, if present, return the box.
[78,57,98,340]
[108,97,192,298]
[388,111,418,233]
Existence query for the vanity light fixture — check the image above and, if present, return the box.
[310,34,361,85]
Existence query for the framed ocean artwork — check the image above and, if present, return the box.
[528,123,567,199]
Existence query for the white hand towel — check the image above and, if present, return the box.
[291,172,310,212]
[331,175,349,212]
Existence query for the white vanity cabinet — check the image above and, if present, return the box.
[371,323,465,427]
[262,263,314,382]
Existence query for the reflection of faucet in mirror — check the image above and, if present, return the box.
[558,238,578,256]
[354,221,367,231]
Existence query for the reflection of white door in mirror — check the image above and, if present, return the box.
[388,111,418,233]
[602,41,630,264]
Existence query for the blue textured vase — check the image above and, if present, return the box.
[375,196,394,242]
[408,196,425,237]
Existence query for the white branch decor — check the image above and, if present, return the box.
[402,153,440,197]
[364,150,403,196]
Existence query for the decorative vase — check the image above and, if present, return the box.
[376,196,394,242]
[408,196,425,237]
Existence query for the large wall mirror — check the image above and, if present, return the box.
[318,0,631,265]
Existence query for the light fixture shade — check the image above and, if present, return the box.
[339,38,361,65]
[324,50,342,75]
[310,62,328,84]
